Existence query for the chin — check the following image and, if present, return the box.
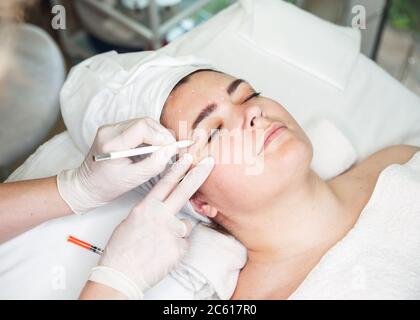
[264,136,313,177]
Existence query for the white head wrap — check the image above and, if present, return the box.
[60,50,215,222]
[61,50,215,154]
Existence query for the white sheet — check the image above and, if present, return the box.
[1,0,419,299]
[290,151,420,300]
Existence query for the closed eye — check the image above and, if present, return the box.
[208,124,222,143]
[243,92,261,103]
[207,92,260,144]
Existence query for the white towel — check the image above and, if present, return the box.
[170,223,247,300]
[290,151,420,299]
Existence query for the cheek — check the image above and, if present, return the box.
[199,164,239,196]
[265,100,300,130]
[203,132,257,166]
[198,163,270,213]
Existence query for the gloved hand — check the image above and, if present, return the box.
[89,153,215,300]
[57,117,179,214]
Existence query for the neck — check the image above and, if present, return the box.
[222,170,355,265]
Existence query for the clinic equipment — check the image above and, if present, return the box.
[68,235,104,255]
[93,140,194,162]
[0,23,65,181]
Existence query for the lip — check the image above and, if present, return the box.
[261,123,287,152]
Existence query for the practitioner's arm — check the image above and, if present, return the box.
[79,281,127,300]
[0,176,72,244]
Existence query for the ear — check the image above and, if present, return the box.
[189,194,219,218]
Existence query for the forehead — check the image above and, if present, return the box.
[179,70,235,92]
[161,71,236,130]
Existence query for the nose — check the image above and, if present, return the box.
[244,105,264,129]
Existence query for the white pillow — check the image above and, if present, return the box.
[307,119,357,180]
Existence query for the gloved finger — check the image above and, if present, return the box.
[146,153,194,202]
[170,218,193,238]
[164,157,215,214]
[114,118,176,150]
[130,144,179,179]
[179,219,193,238]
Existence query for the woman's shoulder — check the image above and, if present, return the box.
[349,145,420,181]
[331,145,420,209]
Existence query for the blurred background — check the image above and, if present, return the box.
[0,0,419,181]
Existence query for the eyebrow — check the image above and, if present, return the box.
[191,79,246,130]
[192,103,217,130]
[227,79,245,95]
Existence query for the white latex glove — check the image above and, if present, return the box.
[57,117,179,214]
[89,153,215,300]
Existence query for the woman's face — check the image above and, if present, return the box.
[161,71,313,219]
